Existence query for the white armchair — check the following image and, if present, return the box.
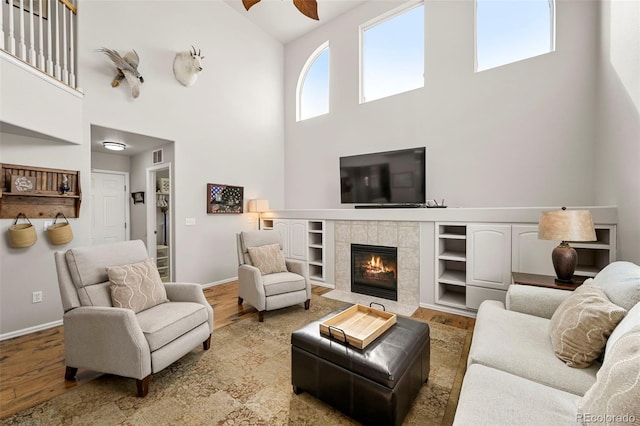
[236,230,311,322]
[54,240,213,397]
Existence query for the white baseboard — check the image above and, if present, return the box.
[311,281,335,289]
[0,319,63,342]
[202,277,237,289]
[419,302,477,319]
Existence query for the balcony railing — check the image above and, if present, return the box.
[1,0,79,90]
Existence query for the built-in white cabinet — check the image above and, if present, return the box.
[435,222,617,312]
[466,224,512,290]
[270,219,307,261]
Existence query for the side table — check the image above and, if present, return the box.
[511,272,590,291]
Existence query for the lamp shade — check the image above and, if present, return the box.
[538,208,596,242]
[248,199,269,213]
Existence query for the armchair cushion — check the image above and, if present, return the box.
[262,272,307,296]
[136,302,209,351]
[549,283,627,368]
[592,261,640,311]
[108,258,169,313]
[248,243,288,275]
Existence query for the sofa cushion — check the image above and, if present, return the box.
[137,301,209,352]
[468,300,599,395]
[248,243,288,275]
[578,325,640,424]
[549,284,627,368]
[593,261,640,311]
[453,364,579,426]
[605,302,640,361]
[108,258,169,313]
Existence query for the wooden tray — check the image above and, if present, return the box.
[319,304,397,349]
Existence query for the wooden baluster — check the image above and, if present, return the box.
[28,0,36,65]
[18,0,26,59]
[38,0,45,69]
[69,8,76,88]
[7,0,16,54]
[54,0,60,79]
[62,3,68,84]
[46,0,53,74]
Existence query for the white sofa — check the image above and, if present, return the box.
[453,261,640,425]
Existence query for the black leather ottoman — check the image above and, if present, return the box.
[291,306,430,426]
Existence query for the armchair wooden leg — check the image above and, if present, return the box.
[304,299,310,310]
[258,311,264,322]
[203,334,212,350]
[238,297,243,305]
[64,366,78,381]
[136,375,151,397]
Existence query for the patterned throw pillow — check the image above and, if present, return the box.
[549,283,627,368]
[108,258,168,313]
[248,243,288,275]
[578,326,640,424]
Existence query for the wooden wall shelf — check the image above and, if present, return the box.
[0,163,82,219]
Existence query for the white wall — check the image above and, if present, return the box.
[91,151,130,173]
[0,0,284,335]
[78,1,285,285]
[595,0,640,263]
[284,0,599,209]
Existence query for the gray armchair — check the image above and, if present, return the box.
[236,230,311,321]
[54,240,213,397]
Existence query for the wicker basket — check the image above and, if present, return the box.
[47,213,73,245]
[9,213,37,248]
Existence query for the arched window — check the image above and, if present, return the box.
[360,1,424,103]
[476,0,555,71]
[297,42,329,121]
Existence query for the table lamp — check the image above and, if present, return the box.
[248,199,269,229]
[538,207,596,283]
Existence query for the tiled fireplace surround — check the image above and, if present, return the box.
[329,221,420,315]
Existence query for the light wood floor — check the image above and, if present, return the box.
[0,281,475,419]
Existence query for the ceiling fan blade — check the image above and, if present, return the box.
[242,0,261,11]
[293,0,319,20]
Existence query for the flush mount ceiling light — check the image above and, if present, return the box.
[242,0,319,20]
[103,141,126,151]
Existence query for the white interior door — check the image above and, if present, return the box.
[91,171,128,245]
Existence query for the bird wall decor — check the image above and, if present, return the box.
[242,0,318,21]
[97,48,144,99]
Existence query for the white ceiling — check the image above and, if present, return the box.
[91,124,172,157]
[224,0,368,44]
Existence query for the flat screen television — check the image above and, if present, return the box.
[340,147,426,205]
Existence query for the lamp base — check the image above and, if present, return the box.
[552,242,577,283]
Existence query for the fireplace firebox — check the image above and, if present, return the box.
[351,244,398,301]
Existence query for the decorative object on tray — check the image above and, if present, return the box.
[173,46,204,87]
[10,175,35,193]
[8,212,37,248]
[207,183,243,214]
[319,303,397,349]
[47,213,73,245]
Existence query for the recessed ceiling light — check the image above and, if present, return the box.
[103,141,126,151]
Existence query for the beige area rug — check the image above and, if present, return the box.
[1,295,471,426]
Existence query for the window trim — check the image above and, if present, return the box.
[474,0,556,72]
[359,0,424,104]
[296,41,330,122]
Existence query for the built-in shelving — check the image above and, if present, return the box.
[308,220,325,283]
[435,224,467,309]
[572,225,616,277]
[157,245,170,282]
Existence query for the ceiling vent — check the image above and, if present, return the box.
[152,149,163,164]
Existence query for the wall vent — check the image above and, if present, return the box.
[152,149,163,164]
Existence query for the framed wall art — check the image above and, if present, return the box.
[131,191,145,204]
[207,183,243,214]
